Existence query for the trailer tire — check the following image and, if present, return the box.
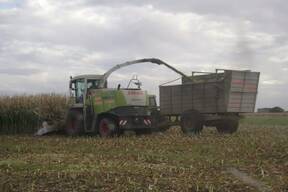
[180,110,204,134]
[216,116,239,134]
[65,109,84,136]
[98,117,118,137]
[151,109,170,132]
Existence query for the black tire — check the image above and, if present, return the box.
[151,109,170,132]
[180,109,204,134]
[65,109,84,136]
[216,116,239,134]
[98,117,118,137]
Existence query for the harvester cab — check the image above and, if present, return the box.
[69,74,105,104]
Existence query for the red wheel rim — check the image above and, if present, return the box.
[99,119,110,137]
[67,119,76,134]
[71,121,76,130]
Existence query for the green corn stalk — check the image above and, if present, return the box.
[0,94,70,134]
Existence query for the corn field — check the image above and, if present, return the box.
[0,94,70,134]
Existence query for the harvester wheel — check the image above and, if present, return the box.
[216,116,239,134]
[180,110,204,135]
[65,110,84,136]
[98,117,118,137]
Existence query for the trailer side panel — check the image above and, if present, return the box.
[159,70,260,115]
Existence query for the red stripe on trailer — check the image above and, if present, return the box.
[232,80,244,84]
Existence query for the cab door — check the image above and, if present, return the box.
[84,79,101,133]
[70,78,86,105]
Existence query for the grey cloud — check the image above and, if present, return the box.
[0,67,41,76]
[0,0,287,109]
[79,0,288,35]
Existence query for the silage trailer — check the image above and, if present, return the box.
[156,69,260,134]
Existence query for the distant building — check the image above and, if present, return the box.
[258,107,285,113]
[257,108,271,113]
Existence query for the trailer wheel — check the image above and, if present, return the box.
[180,110,204,134]
[216,116,239,134]
[65,110,84,136]
[98,117,118,137]
[151,109,170,132]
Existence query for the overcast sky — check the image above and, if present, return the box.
[0,0,287,110]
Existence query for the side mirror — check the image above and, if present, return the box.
[69,80,76,90]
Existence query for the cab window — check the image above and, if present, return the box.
[71,79,85,103]
[87,79,100,89]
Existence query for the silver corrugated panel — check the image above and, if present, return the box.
[160,70,260,115]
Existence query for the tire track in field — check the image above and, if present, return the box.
[227,167,272,192]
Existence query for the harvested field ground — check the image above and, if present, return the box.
[0,116,287,192]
